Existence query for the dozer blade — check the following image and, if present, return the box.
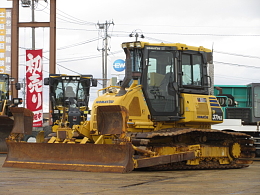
[0,116,13,153]
[3,142,135,173]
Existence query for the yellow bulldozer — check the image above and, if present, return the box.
[0,73,30,153]
[3,42,255,173]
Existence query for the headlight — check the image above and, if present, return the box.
[13,99,19,104]
[135,42,142,48]
[12,98,22,105]
[122,43,127,48]
[129,42,134,48]
[54,110,59,114]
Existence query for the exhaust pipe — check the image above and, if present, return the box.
[117,48,132,96]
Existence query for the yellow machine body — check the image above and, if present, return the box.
[90,82,222,133]
[0,73,23,153]
[3,42,255,172]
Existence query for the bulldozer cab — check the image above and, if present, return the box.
[121,42,212,122]
[45,74,97,127]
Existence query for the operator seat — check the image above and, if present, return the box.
[160,73,172,97]
[65,86,76,97]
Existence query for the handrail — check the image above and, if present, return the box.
[97,86,120,97]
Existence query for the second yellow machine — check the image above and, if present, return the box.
[4,41,255,173]
[0,73,24,153]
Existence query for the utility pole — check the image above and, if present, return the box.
[97,20,114,90]
[19,0,38,107]
[31,0,35,50]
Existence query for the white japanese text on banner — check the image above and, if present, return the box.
[26,49,43,127]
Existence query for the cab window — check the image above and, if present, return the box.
[182,54,202,86]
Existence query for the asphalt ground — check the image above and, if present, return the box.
[0,154,259,195]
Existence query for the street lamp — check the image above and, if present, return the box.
[129,29,145,41]
[21,0,31,7]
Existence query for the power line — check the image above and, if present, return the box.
[142,35,260,59]
[38,2,96,26]
[18,63,49,74]
[214,51,260,59]
[108,50,123,55]
[32,4,260,38]
[144,32,260,37]
[55,62,81,75]
[110,30,260,37]
[42,56,81,75]
[214,61,260,69]
[55,6,96,25]
[116,23,260,29]
[18,36,100,56]
[57,28,98,31]
[144,36,171,43]
[56,54,101,63]
[215,74,260,82]
[56,37,100,51]
[53,28,260,37]
[34,0,49,11]
[37,4,260,33]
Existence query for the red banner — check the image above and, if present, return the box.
[26,49,43,127]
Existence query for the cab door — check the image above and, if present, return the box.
[142,47,180,121]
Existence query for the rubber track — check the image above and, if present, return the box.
[130,128,255,170]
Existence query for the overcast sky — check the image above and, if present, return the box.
[1,0,260,110]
